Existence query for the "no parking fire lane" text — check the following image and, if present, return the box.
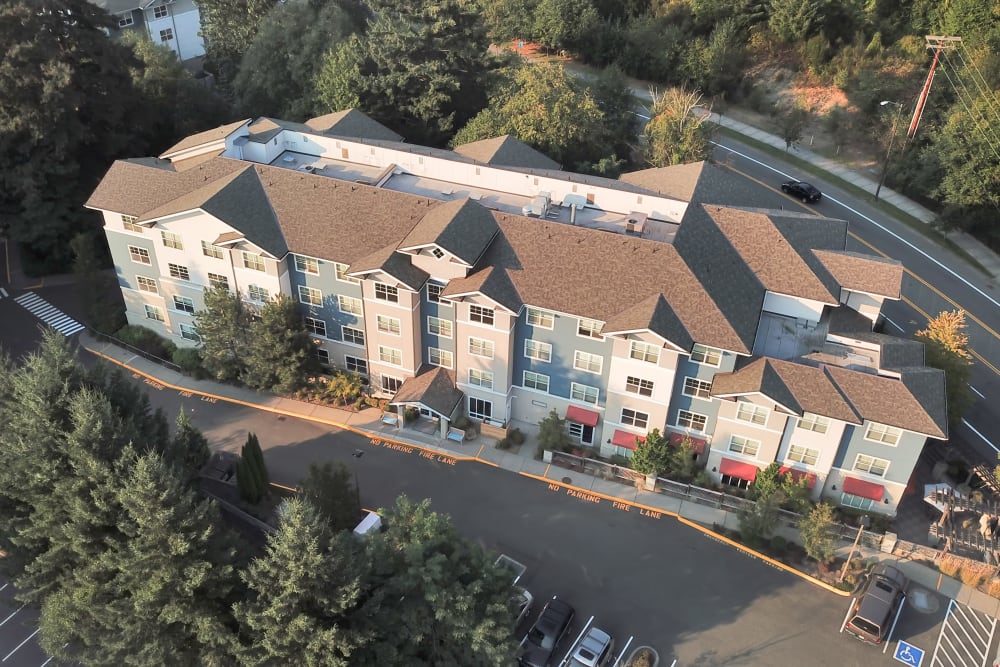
[548,483,661,519]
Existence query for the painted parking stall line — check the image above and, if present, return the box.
[929,598,996,667]
[13,292,84,337]
[0,288,8,299]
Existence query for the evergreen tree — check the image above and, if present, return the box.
[243,432,270,491]
[234,499,369,666]
[168,410,212,482]
[244,295,314,394]
[194,284,252,384]
[628,428,670,476]
[237,455,262,504]
[916,309,974,424]
[298,462,362,532]
[533,0,601,53]
[196,0,276,87]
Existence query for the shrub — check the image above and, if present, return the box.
[938,555,962,578]
[171,346,204,376]
[404,407,420,423]
[770,535,788,554]
[496,438,510,450]
[608,454,629,466]
[626,648,654,667]
[508,427,526,445]
[114,324,177,360]
[960,563,991,588]
[988,578,1000,600]
[452,415,471,430]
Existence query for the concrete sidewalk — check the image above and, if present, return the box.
[79,331,1000,615]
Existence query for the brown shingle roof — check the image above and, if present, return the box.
[452,135,561,170]
[389,366,463,417]
[602,294,693,351]
[347,244,429,291]
[160,119,250,158]
[813,249,903,299]
[304,109,403,142]
[620,162,767,210]
[825,365,947,438]
[398,199,499,266]
[441,265,522,314]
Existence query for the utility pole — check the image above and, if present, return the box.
[874,101,904,202]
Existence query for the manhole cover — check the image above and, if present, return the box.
[562,477,572,484]
[907,587,939,613]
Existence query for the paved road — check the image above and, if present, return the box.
[0,579,52,666]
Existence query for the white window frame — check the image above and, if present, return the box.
[728,435,760,457]
[159,27,173,42]
[787,444,820,466]
[526,307,554,329]
[136,276,158,294]
[294,255,319,275]
[735,402,770,426]
[337,295,362,316]
[797,413,830,434]
[242,252,266,272]
[427,283,446,304]
[335,262,360,284]
[469,304,494,326]
[427,316,452,338]
[172,295,195,314]
[570,382,599,405]
[864,422,901,445]
[468,368,494,390]
[853,453,889,478]
[374,282,398,303]
[682,377,712,399]
[840,493,875,511]
[621,408,649,429]
[690,343,723,367]
[431,247,445,259]
[382,375,403,394]
[153,4,168,19]
[207,273,229,290]
[377,315,402,335]
[297,285,322,306]
[128,245,151,265]
[469,397,492,422]
[468,337,494,359]
[179,323,200,342]
[168,263,190,281]
[144,304,164,322]
[304,317,327,337]
[314,348,331,366]
[625,376,654,397]
[577,318,603,339]
[342,326,365,346]
[573,350,603,374]
[160,230,183,250]
[201,241,224,259]
[121,215,142,233]
[247,285,269,302]
[524,339,552,363]
[378,345,402,366]
[345,355,367,375]
[428,347,453,369]
[118,14,134,28]
[677,409,708,433]
[629,340,660,364]
[523,371,550,393]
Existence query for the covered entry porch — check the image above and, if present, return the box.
[387,366,465,441]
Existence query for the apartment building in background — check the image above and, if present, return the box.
[86,109,948,516]
[93,0,204,61]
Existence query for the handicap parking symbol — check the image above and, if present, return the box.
[893,640,924,667]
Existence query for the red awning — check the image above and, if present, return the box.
[779,466,817,489]
[719,458,759,482]
[843,476,885,502]
[668,432,707,455]
[611,429,645,450]
[566,405,600,427]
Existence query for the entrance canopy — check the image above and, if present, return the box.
[389,366,464,420]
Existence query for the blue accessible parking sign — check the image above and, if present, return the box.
[893,640,924,667]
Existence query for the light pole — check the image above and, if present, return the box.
[874,100,904,201]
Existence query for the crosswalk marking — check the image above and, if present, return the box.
[0,287,8,298]
[13,292,85,336]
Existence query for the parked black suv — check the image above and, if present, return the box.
[781,180,823,203]
[843,564,908,645]
[518,597,575,667]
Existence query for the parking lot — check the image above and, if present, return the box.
[0,578,53,666]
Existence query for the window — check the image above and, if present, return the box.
[865,423,901,445]
[427,283,445,303]
[207,273,229,290]
[841,493,875,511]
[160,231,183,250]
[201,241,224,259]
[468,369,493,390]
[570,383,599,405]
[337,295,362,316]
[342,326,365,346]
[629,341,660,364]
[431,247,445,259]
[573,350,603,374]
[523,371,549,393]
[136,276,158,294]
[153,4,168,18]
[335,262,360,284]
[345,356,367,375]
[797,413,830,434]
[118,15,134,28]
[625,376,654,397]
[729,435,760,457]
[314,348,330,366]
[382,375,403,393]
[735,402,769,426]
[297,285,322,306]
[577,318,603,339]
[128,246,151,265]
[526,307,554,329]
[144,304,164,322]
[294,255,319,275]
[121,215,142,232]
[168,263,190,281]
[682,377,712,399]
[159,28,173,42]
[377,315,401,335]
[304,317,327,337]
[524,339,552,362]
[854,454,889,477]
[469,398,492,421]
[427,316,452,338]
[242,252,265,272]
[690,343,722,367]
[378,346,402,366]
[424,347,451,368]
[374,282,398,303]
[179,323,200,342]
[677,410,707,432]
[469,304,494,326]
[621,408,649,430]
[172,295,195,314]
[468,337,494,359]
[247,285,269,302]
[788,445,820,466]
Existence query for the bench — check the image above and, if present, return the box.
[446,427,465,443]
[381,412,400,426]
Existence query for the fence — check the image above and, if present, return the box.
[90,328,182,373]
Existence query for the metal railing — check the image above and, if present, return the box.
[90,327,182,373]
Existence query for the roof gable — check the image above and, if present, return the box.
[813,249,903,299]
[825,365,946,438]
[602,294,692,351]
[304,109,403,142]
[452,135,561,171]
[441,265,522,314]
[347,244,429,291]
[160,119,250,159]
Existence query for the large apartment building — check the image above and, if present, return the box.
[93,0,204,61]
[86,110,948,517]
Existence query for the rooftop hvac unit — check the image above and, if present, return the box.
[625,211,647,234]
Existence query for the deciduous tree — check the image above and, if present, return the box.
[642,87,712,166]
[629,428,670,476]
[916,309,973,424]
[799,502,837,565]
[196,0,276,87]
[536,409,571,454]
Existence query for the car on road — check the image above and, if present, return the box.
[843,563,908,645]
[780,180,822,203]
[565,624,614,667]
[519,597,575,667]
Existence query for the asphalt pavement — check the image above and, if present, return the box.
[0,579,52,666]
